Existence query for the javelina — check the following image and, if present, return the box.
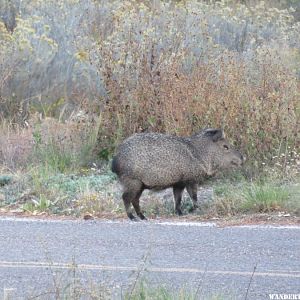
[112,128,244,220]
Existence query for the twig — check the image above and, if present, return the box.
[194,263,208,300]
[245,264,257,300]
[127,231,153,300]
[127,249,150,300]
[27,290,56,300]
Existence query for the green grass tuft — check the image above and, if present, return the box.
[34,140,74,173]
[241,184,290,213]
[0,175,13,186]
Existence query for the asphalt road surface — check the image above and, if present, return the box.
[0,217,299,300]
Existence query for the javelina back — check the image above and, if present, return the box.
[112,128,244,220]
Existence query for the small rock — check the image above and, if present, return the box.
[278,212,291,217]
[83,214,94,220]
[10,208,24,213]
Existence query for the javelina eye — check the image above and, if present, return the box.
[223,145,229,150]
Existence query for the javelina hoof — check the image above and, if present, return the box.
[128,213,138,221]
[175,209,183,216]
[138,213,147,220]
[189,204,199,212]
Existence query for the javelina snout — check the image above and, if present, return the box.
[112,128,244,221]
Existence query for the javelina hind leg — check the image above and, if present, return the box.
[173,184,184,216]
[122,179,144,221]
[122,191,136,221]
[186,183,199,211]
[132,189,146,220]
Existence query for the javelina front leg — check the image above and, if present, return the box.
[186,183,198,211]
[173,184,185,216]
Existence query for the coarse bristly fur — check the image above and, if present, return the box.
[112,128,245,220]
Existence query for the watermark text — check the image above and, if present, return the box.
[269,294,300,300]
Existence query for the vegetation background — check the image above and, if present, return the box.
[0,0,299,219]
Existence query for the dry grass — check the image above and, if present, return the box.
[0,120,34,170]
[0,114,101,171]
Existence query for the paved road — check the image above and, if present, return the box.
[0,217,299,300]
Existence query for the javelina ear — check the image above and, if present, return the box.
[203,129,224,142]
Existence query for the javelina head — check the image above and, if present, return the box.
[193,128,245,171]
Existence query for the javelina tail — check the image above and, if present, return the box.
[111,156,120,175]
